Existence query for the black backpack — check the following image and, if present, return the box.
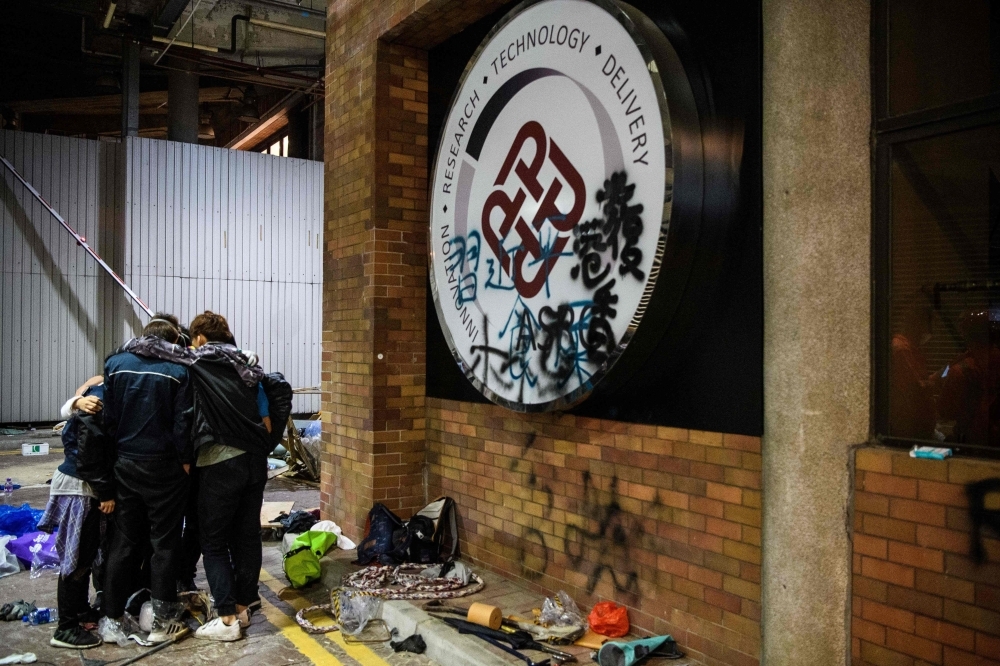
[355,498,460,566]
[355,504,404,566]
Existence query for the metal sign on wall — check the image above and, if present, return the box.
[429,0,702,412]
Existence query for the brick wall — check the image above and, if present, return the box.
[323,3,764,664]
[852,447,1000,666]
[322,0,514,538]
[427,398,762,666]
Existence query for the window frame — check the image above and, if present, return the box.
[871,0,1000,458]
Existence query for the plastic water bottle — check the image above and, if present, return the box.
[3,478,11,500]
[22,608,56,625]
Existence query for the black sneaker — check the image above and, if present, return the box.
[50,625,102,649]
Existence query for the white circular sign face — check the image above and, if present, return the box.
[429,0,669,411]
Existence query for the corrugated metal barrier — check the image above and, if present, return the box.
[0,130,323,422]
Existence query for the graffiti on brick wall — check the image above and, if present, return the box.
[512,427,641,596]
[966,478,1000,564]
[565,472,641,595]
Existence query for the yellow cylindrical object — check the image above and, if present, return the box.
[467,602,502,630]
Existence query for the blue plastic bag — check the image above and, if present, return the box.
[0,503,44,538]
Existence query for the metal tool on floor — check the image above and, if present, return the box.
[437,616,575,664]
[476,633,551,666]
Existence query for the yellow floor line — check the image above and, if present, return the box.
[258,583,347,665]
[259,569,391,666]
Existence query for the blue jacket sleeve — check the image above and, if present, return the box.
[173,368,194,463]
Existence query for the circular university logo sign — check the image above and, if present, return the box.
[429,0,676,411]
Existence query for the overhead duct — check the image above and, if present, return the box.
[152,0,192,36]
[155,13,325,57]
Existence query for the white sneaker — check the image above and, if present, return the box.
[147,618,189,644]
[194,617,241,642]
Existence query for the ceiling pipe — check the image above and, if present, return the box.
[145,12,325,58]
[102,2,117,29]
[247,17,324,39]
[152,35,218,52]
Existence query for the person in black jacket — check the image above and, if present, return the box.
[115,312,292,641]
[115,312,291,641]
[185,311,284,642]
[102,314,193,644]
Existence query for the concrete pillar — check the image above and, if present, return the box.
[121,39,140,138]
[167,57,199,144]
[760,1,870,664]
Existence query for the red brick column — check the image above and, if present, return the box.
[321,0,507,538]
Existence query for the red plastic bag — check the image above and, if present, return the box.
[587,601,630,637]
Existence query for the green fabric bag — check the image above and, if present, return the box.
[283,530,338,588]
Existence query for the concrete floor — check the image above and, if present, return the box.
[0,433,436,666]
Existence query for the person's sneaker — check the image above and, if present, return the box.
[236,608,250,629]
[194,617,241,642]
[50,625,102,649]
[147,618,189,644]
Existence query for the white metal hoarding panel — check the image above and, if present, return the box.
[1,131,322,422]
[0,130,121,422]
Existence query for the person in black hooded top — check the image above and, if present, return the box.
[115,311,291,641]
[101,314,193,644]
[185,311,280,642]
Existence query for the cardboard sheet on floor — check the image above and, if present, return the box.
[260,501,295,528]
[575,629,609,649]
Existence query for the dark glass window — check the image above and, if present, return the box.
[875,1,1000,453]
[887,0,998,117]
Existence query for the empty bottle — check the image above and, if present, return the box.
[21,608,56,625]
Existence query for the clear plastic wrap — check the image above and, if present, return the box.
[98,615,139,647]
[28,552,57,579]
[337,589,382,635]
[539,590,584,627]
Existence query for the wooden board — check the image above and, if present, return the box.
[260,501,295,528]
[574,630,609,649]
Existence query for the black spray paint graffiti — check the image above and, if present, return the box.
[466,170,648,399]
[966,478,1000,565]
[564,472,641,595]
[512,429,641,596]
[570,170,644,365]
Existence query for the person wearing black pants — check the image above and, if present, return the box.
[54,504,102,631]
[102,458,189,618]
[184,311,289,641]
[197,452,267,621]
[177,467,201,592]
[102,314,194,644]
[118,310,290,642]
[39,377,110,649]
